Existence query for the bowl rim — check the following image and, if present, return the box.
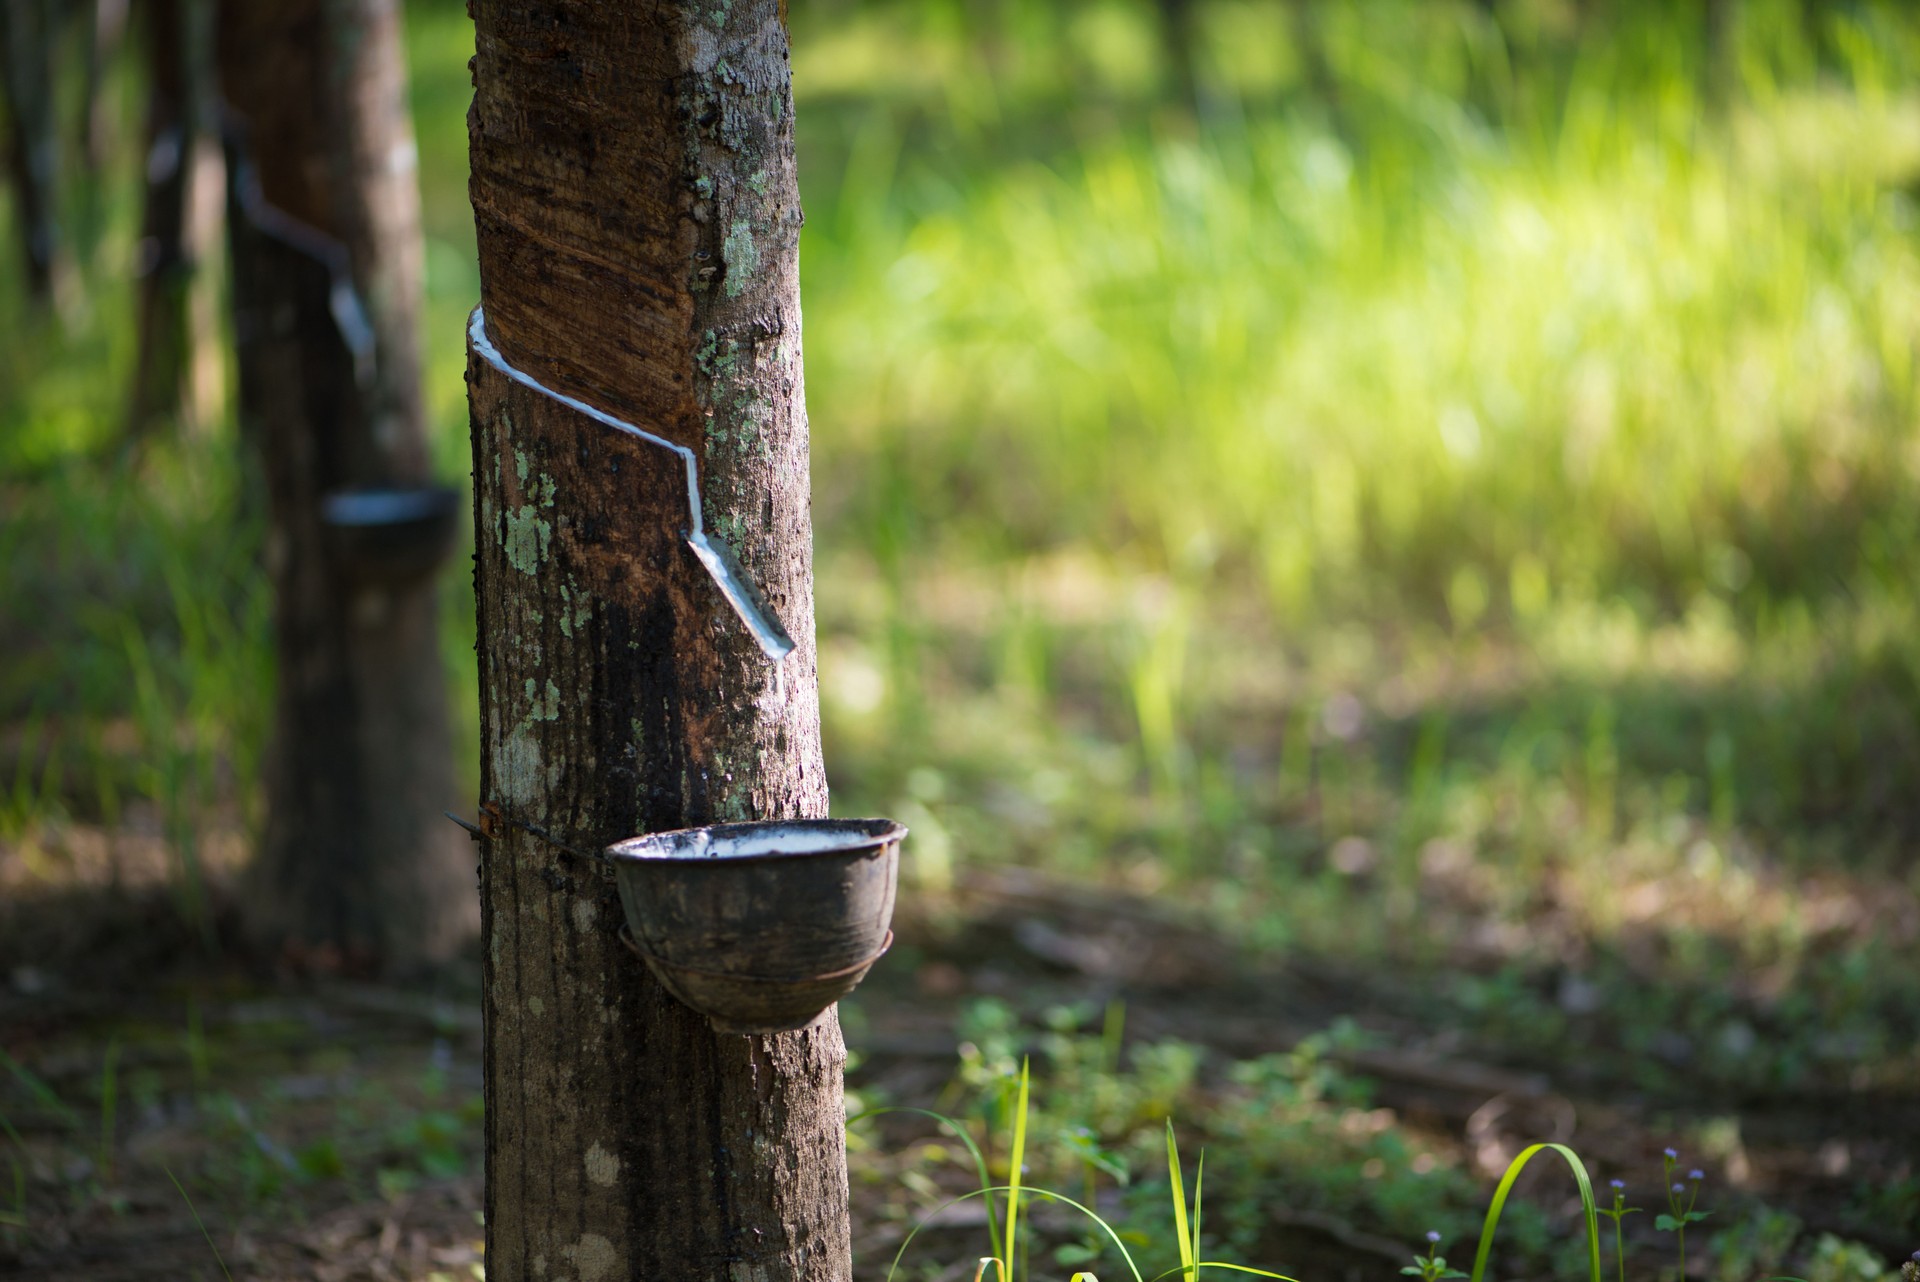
[320,484,463,528]
[603,816,907,866]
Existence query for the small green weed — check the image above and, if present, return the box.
[1805,1234,1899,1282]
[1599,1179,1640,1282]
[877,1058,1297,1282]
[1402,1231,1465,1282]
[1708,1208,1801,1282]
[1654,1150,1713,1280]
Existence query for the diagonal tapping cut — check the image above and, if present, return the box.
[223,104,379,388]
[466,305,797,664]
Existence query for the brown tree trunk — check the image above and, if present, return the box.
[221,0,474,975]
[1156,0,1201,113]
[1705,0,1739,109]
[127,0,193,438]
[1285,0,1341,119]
[0,0,61,305]
[466,2,848,1278]
[80,0,131,173]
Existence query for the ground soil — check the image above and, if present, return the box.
[0,861,1911,1281]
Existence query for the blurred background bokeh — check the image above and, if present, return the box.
[3,1,1919,1278]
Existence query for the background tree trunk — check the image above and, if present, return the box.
[220,0,473,975]
[466,1,848,1278]
[1705,0,1740,109]
[126,0,193,438]
[1155,0,1202,115]
[80,0,131,173]
[0,0,61,306]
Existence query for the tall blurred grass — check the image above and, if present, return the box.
[781,0,1920,1090]
[789,0,1920,860]
[800,0,1920,625]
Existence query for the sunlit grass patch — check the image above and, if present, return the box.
[804,82,1920,627]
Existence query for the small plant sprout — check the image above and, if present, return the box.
[1160,1121,1294,1282]
[1654,1151,1711,1279]
[1598,1179,1641,1282]
[1403,1229,1468,1282]
[879,1062,1298,1282]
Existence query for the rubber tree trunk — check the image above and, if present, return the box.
[0,0,60,305]
[1705,0,1740,109]
[1284,0,1342,120]
[80,0,131,173]
[466,2,847,1278]
[127,0,193,439]
[220,0,474,975]
[1155,0,1201,114]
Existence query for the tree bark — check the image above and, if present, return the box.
[127,0,193,438]
[221,0,474,974]
[80,0,131,173]
[1155,0,1201,115]
[0,0,61,305]
[466,2,848,1279]
[1705,0,1739,109]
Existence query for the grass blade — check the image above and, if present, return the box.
[98,1038,120,1185]
[1004,1058,1031,1282]
[163,1165,233,1282]
[0,1049,79,1131]
[1,1150,25,1228]
[1167,1121,1194,1282]
[1465,1142,1601,1282]
[1192,1149,1205,1282]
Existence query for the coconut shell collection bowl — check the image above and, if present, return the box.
[602,817,905,1034]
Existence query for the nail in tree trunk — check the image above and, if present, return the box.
[221,0,474,974]
[466,2,847,1278]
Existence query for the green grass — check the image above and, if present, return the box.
[853,1006,1913,1282]
[783,0,1920,1106]
[858,1025,1643,1282]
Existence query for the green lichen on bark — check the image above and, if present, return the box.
[523,677,561,721]
[503,505,551,574]
[722,218,758,298]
